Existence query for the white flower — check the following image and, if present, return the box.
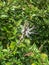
[17,23,37,44]
[21,25,36,38]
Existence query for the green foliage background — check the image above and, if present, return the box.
[0,0,49,65]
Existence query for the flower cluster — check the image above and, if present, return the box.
[21,23,36,38]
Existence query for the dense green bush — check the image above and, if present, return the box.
[0,0,49,65]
